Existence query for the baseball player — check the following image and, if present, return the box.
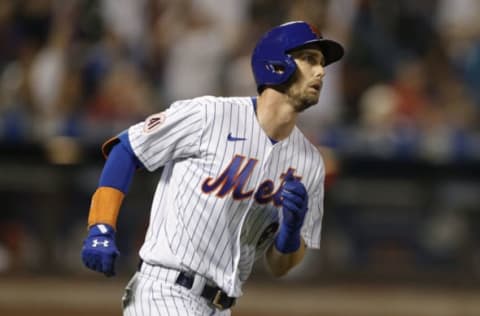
[81,21,344,315]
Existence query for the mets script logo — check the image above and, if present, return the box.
[202,155,301,206]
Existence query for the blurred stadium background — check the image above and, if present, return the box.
[1,0,480,315]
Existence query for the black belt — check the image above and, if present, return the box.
[138,260,236,310]
[176,271,236,310]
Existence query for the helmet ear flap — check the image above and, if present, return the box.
[256,55,297,91]
[266,63,285,74]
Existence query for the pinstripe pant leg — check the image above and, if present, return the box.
[123,271,233,316]
[211,307,231,316]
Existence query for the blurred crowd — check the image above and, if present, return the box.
[1,0,480,278]
[0,0,480,161]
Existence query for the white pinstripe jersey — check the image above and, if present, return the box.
[127,96,325,297]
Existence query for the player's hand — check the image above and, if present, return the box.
[274,176,308,254]
[81,224,120,277]
[281,175,308,231]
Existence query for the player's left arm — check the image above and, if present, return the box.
[265,237,306,277]
[264,175,309,277]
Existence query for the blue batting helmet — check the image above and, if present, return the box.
[251,21,344,92]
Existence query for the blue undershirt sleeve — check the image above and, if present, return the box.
[98,131,143,194]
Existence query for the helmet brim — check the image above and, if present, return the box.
[288,39,344,66]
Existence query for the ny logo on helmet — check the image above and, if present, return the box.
[307,23,322,38]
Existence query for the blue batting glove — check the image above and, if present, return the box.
[281,177,308,229]
[275,176,308,253]
[81,224,119,277]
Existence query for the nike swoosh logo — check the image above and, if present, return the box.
[227,133,247,141]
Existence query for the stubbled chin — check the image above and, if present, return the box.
[287,88,320,112]
[296,98,318,112]
[302,93,320,110]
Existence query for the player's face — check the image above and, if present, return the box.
[286,49,326,112]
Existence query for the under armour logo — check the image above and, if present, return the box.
[92,239,110,247]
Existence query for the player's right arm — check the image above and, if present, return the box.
[81,132,141,277]
[81,98,205,277]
